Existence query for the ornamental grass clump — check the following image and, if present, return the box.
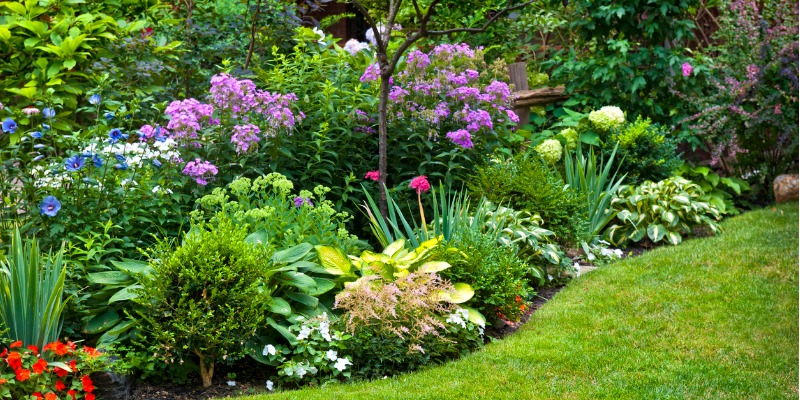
[135,216,272,388]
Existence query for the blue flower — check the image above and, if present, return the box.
[115,162,128,170]
[32,155,44,162]
[2,118,17,133]
[152,159,162,168]
[30,131,42,139]
[125,114,132,120]
[114,154,126,163]
[42,108,56,119]
[42,123,50,131]
[40,196,61,217]
[89,94,102,105]
[65,155,85,172]
[104,112,114,121]
[92,154,104,167]
[108,128,128,143]
[33,144,45,149]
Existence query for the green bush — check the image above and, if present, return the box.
[604,177,722,246]
[435,229,531,323]
[468,154,586,244]
[603,116,680,185]
[135,216,272,387]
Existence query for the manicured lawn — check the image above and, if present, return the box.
[233,203,799,400]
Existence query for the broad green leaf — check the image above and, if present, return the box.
[0,27,10,41]
[286,292,319,308]
[382,239,406,257]
[271,243,313,264]
[107,319,137,336]
[244,229,269,246]
[107,285,142,303]
[62,59,76,70]
[87,271,132,285]
[417,261,450,273]
[666,231,682,245]
[307,278,336,296]
[276,271,317,291]
[85,309,120,334]
[460,306,486,327]
[110,259,150,274]
[314,245,350,275]
[5,2,28,15]
[268,297,292,316]
[646,224,667,243]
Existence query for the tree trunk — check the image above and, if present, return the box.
[377,70,391,219]
[197,354,214,388]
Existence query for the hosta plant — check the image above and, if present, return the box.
[605,177,722,246]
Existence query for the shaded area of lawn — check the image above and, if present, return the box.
[235,203,799,400]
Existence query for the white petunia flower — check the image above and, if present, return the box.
[326,350,338,361]
[333,357,352,372]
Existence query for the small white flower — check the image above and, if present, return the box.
[312,27,325,44]
[333,357,352,372]
[265,380,274,391]
[262,344,276,356]
[573,262,581,273]
[297,326,313,341]
[614,249,623,257]
[326,350,338,361]
[226,380,236,387]
[587,252,596,261]
[296,365,307,378]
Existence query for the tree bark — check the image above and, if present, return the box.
[197,354,214,388]
[377,70,391,218]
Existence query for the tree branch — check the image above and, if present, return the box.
[425,0,536,36]
[351,0,386,51]
[387,0,440,74]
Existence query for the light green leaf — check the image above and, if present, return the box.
[268,297,292,316]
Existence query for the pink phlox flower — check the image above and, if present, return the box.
[409,175,430,194]
[364,170,380,181]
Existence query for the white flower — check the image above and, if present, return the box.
[319,320,331,342]
[326,350,338,361]
[297,325,313,341]
[573,262,581,273]
[333,357,352,372]
[262,344,276,356]
[226,380,236,386]
[343,39,370,55]
[312,27,325,44]
[296,365,307,378]
[614,249,623,257]
[265,380,274,391]
[446,309,467,329]
[587,252,596,261]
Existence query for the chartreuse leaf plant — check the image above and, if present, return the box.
[316,237,483,326]
[605,177,722,246]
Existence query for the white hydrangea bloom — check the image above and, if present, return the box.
[588,106,625,131]
[535,138,563,165]
[343,39,370,55]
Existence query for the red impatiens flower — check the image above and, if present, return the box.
[54,367,69,378]
[32,392,43,400]
[32,357,49,374]
[45,341,71,357]
[6,351,22,370]
[0,348,7,357]
[15,368,31,381]
[9,340,22,348]
[56,380,66,391]
[27,345,39,354]
[86,394,96,400]
[45,393,57,400]
[81,375,95,392]
[67,389,77,399]
[82,346,100,358]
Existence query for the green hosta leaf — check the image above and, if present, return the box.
[268,297,292,316]
[629,227,647,242]
[666,231,682,245]
[417,261,450,273]
[286,292,319,308]
[267,317,297,345]
[646,224,667,243]
[271,243,313,264]
[244,230,269,246]
[276,271,317,291]
[85,309,120,334]
[307,278,335,296]
[439,282,474,304]
[382,239,406,257]
[107,319,137,336]
[673,195,691,205]
[314,245,351,276]
[460,306,486,327]
[661,210,678,227]
[87,271,133,285]
[107,285,142,303]
[110,259,150,274]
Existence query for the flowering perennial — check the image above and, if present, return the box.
[182,159,218,186]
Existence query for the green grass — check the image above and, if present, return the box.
[232,203,799,400]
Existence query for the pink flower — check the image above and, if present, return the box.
[364,170,380,181]
[681,62,693,77]
[22,107,40,115]
[409,175,430,194]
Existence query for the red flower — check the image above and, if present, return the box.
[32,357,49,374]
[81,375,95,392]
[32,392,43,400]
[67,389,77,399]
[141,27,154,38]
[69,359,77,371]
[27,344,39,354]
[15,368,30,381]
[55,380,66,391]
[82,346,100,358]
[409,175,430,194]
[86,394,96,400]
[9,340,22,348]
[44,341,70,357]
[45,393,57,400]
[6,351,22,370]
[0,348,7,357]
[364,170,380,181]
[54,367,69,378]
[66,341,76,351]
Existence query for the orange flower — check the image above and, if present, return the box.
[45,393,57,400]
[9,340,22,348]
[6,351,22,370]
[82,346,100,358]
[0,378,7,384]
[27,345,39,354]
[32,357,49,374]
[81,375,94,392]
[15,368,30,381]
[44,342,70,357]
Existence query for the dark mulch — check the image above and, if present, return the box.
[484,285,564,340]
[130,363,272,400]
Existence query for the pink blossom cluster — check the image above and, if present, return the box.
[230,124,262,154]
[182,158,218,185]
[137,124,171,141]
[165,98,218,142]
[209,73,301,134]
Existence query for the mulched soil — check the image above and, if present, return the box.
[484,285,564,340]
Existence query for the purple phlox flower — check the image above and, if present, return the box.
[389,86,410,102]
[504,109,520,124]
[2,118,17,133]
[182,158,218,186]
[231,124,261,154]
[165,98,216,141]
[360,63,380,83]
[39,196,61,217]
[457,106,493,132]
[89,94,102,105]
[681,62,694,77]
[65,155,85,172]
[407,50,431,70]
[293,196,314,208]
[484,81,512,103]
[446,129,474,149]
[42,108,56,119]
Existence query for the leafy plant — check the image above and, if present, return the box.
[134,216,273,387]
[564,144,627,237]
[603,116,680,185]
[0,229,69,349]
[605,177,722,246]
[675,163,751,215]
